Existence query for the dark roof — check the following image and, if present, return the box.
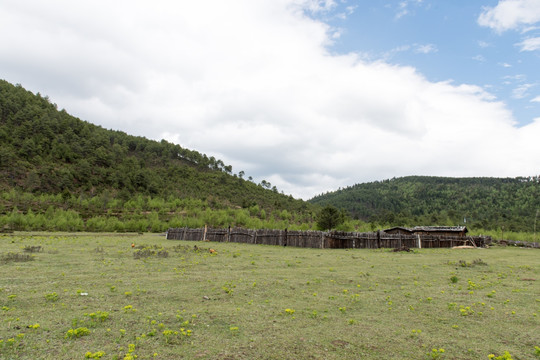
[383,226,413,233]
[384,226,468,233]
[411,226,468,233]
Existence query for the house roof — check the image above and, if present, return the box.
[384,226,468,234]
[412,226,468,233]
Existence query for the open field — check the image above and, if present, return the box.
[1,233,539,359]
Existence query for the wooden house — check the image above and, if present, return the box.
[384,226,468,238]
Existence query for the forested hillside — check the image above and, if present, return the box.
[309,176,540,232]
[0,80,315,231]
[2,79,539,237]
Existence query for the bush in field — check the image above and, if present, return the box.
[0,252,34,263]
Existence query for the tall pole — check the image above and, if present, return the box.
[534,209,539,243]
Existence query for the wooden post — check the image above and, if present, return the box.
[321,232,325,249]
[203,224,207,241]
[417,234,421,249]
[227,226,231,242]
[283,228,288,247]
[182,227,187,241]
[377,230,381,249]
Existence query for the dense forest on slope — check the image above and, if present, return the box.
[2,79,539,238]
[309,176,540,232]
[0,80,316,231]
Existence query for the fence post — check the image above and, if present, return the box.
[203,225,207,241]
[320,232,325,249]
[417,234,422,249]
[182,227,187,240]
[227,226,231,242]
[377,230,381,249]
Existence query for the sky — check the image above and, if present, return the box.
[1,0,540,200]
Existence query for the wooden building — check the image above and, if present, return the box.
[383,226,468,238]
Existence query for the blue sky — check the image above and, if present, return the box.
[317,0,540,126]
[1,0,540,199]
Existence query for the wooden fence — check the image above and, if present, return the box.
[166,227,491,249]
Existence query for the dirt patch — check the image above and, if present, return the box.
[392,246,411,252]
[331,340,350,348]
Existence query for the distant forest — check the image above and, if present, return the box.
[310,176,540,233]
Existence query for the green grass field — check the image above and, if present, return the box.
[1,233,539,360]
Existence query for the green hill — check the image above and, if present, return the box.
[0,79,315,231]
[309,176,540,232]
[2,79,539,236]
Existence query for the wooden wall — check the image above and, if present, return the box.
[166,227,491,249]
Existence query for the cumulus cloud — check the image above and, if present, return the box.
[517,36,540,50]
[1,0,540,199]
[531,95,540,102]
[478,0,540,32]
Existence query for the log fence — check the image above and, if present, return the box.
[166,227,491,249]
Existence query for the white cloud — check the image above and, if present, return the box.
[517,36,540,50]
[478,0,540,32]
[521,25,540,33]
[301,0,337,14]
[395,0,424,19]
[1,0,539,199]
[478,40,491,48]
[472,55,486,62]
[414,43,437,54]
[512,83,535,98]
[504,74,527,81]
[381,43,436,60]
[500,62,513,67]
[531,95,540,102]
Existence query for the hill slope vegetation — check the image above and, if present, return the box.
[309,176,540,232]
[0,79,315,231]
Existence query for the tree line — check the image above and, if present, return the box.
[2,80,539,240]
[0,79,313,223]
[310,175,540,233]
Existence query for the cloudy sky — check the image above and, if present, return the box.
[1,0,540,199]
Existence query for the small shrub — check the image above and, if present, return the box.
[472,258,488,266]
[132,244,168,259]
[458,259,487,267]
[157,249,169,258]
[44,292,59,302]
[1,252,34,263]
[23,245,42,253]
[488,351,513,360]
[85,351,105,359]
[65,327,90,339]
[133,248,155,259]
[84,311,109,322]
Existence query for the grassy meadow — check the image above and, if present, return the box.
[1,233,539,360]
